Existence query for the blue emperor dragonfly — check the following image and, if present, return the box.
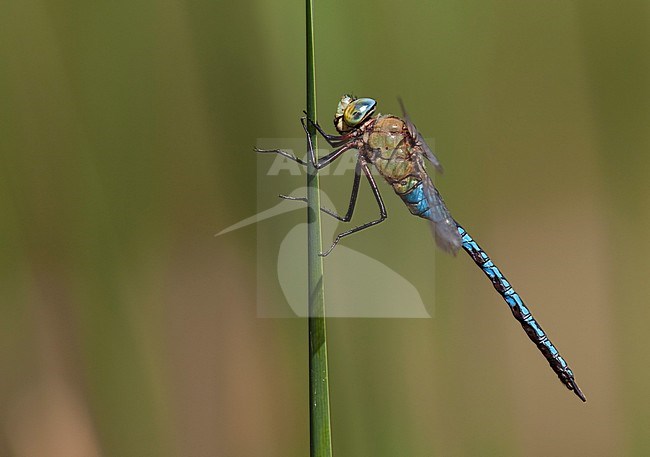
[256,95,586,402]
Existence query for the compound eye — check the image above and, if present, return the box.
[343,98,376,126]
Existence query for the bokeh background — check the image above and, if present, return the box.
[1,1,649,456]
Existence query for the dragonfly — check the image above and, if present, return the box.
[256,95,586,402]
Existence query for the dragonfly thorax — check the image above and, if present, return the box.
[368,116,409,153]
[364,115,420,188]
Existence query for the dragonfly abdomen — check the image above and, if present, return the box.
[394,179,434,219]
[457,226,586,401]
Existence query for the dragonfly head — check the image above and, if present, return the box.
[334,95,377,133]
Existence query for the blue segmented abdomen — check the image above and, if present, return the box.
[457,225,586,402]
[398,180,433,219]
[395,178,462,253]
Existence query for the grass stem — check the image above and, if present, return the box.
[306,1,332,456]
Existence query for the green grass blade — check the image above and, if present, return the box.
[306,1,332,456]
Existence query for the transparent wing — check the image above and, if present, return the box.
[398,97,444,173]
[418,163,462,254]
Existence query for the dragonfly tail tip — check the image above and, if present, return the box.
[570,379,587,402]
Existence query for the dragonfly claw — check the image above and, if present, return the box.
[319,242,337,257]
[279,194,307,202]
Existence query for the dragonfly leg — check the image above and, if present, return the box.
[321,160,386,256]
[302,117,357,168]
[255,147,307,165]
[254,142,353,170]
[313,141,355,170]
[280,159,362,221]
[256,116,355,168]
[301,115,353,147]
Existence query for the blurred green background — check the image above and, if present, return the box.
[1,1,649,456]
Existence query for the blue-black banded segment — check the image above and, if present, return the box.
[457,225,586,402]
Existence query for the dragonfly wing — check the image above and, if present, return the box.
[420,171,462,254]
[398,97,444,173]
[417,133,443,173]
